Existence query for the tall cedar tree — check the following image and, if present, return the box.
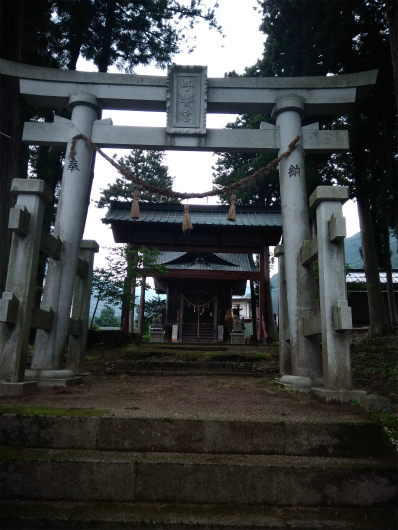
[212,112,281,341]
[97,149,178,336]
[217,0,397,337]
[0,0,220,293]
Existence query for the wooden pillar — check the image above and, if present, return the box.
[178,293,184,342]
[258,249,267,340]
[213,294,218,343]
[128,284,136,334]
[166,284,170,323]
[137,276,146,340]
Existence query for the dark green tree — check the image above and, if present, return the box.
[90,245,166,329]
[49,0,221,72]
[98,149,176,338]
[215,0,397,337]
[0,0,220,294]
[97,150,179,207]
[143,295,167,337]
[94,306,120,328]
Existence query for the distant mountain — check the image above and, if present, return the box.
[271,232,398,313]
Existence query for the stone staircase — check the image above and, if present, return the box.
[182,321,214,343]
[1,413,397,529]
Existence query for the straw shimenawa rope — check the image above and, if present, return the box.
[68,134,301,201]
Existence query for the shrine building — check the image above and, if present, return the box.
[103,201,282,342]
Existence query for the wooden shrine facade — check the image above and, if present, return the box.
[103,202,283,342]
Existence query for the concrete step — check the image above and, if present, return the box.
[0,415,386,457]
[1,501,397,529]
[1,447,396,506]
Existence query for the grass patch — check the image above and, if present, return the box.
[372,413,398,450]
[0,405,108,417]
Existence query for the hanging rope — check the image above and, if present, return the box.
[183,294,216,308]
[182,204,193,233]
[130,190,140,219]
[68,134,301,201]
[226,194,237,221]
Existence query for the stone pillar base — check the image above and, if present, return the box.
[149,330,165,343]
[25,369,83,387]
[312,387,367,404]
[279,375,313,392]
[230,333,245,344]
[0,381,37,396]
[37,377,83,387]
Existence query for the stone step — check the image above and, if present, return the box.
[1,501,397,529]
[1,447,396,506]
[112,359,269,375]
[0,415,386,457]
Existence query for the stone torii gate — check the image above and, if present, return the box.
[0,59,377,399]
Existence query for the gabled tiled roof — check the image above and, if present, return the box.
[157,251,257,273]
[103,201,282,227]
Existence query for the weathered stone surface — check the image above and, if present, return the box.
[360,394,392,415]
[0,381,37,396]
[312,387,367,404]
[309,185,349,209]
[8,206,30,236]
[300,237,318,265]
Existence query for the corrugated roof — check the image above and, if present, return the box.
[103,201,282,227]
[156,251,257,273]
[346,269,398,284]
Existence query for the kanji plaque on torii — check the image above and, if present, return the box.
[166,64,207,135]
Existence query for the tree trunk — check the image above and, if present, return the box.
[96,1,116,72]
[385,0,398,240]
[0,1,29,294]
[357,194,392,337]
[128,284,136,334]
[385,233,398,327]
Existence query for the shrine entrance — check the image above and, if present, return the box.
[0,59,376,400]
[104,201,281,344]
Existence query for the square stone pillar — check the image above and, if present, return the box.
[309,186,353,392]
[274,244,291,376]
[0,179,52,395]
[67,240,99,374]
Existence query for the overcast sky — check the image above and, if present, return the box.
[81,0,360,272]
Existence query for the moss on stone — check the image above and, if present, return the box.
[0,405,108,417]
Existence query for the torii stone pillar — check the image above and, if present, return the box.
[0,180,52,395]
[32,93,101,373]
[272,97,322,390]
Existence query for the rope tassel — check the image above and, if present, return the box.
[182,204,193,233]
[130,190,140,219]
[227,194,237,221]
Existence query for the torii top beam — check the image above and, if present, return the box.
[0,59,377,154]
[1,59,377,115]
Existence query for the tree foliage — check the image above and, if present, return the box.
[214,0,397,337]
[90,245,166,328]
[212,117,280,208]
[49,0,221,72]
[0,0,219,293]
[143,295,167,336]
[97,150,179,208]
[94,306,120,328]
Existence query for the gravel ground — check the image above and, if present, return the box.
[0,373,366,421]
